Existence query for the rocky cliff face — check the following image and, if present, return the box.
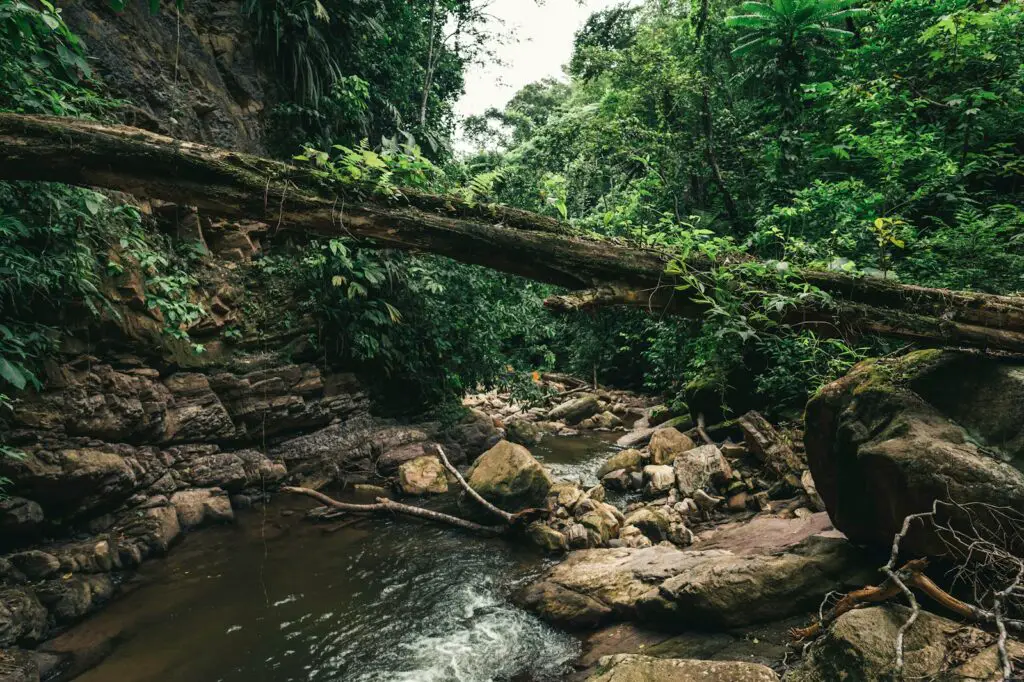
[0,5,501,660]
[0,350,445,648]
[63,0,266,152]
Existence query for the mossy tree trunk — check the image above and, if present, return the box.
[2,113,1024,353]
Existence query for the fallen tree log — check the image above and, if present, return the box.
[3,113,1024,352]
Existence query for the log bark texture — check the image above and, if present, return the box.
[3,113,1024,352]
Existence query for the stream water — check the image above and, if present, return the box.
[65,434,619,682]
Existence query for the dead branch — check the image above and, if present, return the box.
[282,486,507,536]
[430,444,514,524]
[793,498,1024,679]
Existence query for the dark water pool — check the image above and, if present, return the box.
[65,434,619,682]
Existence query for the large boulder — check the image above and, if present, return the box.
[785,605,1024,682]
[518,533,870,631]
[0,449,137,519]
[648,428,695,466]
[548,394,601,425]
[589,655,778,682]
[805,351,1024,556]
[464,440,553,512]
[674,444,733,497]
[397,456,448,495]
[597,449,646,479]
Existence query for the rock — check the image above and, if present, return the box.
[527,522,567,553]
[805,350,1024,556]
[548,394,600,425]
[397,456,448,495]
[623,507,674,543]
[580,503,623,546]
[0,589,47,647]
[727,492,749,512]
[550,482,583,510]
[618,525,653,549]
[648,428,696,465]
[447,408,502,461]
[464,440,553,512]
[520,535,870,630]
[0,498,44,543]
[601,469,631,493]
[800,470,826,513]
[33,574,114,626]
[786,605,1024,682]
[628,471,644,491]
[585,484,606,503]
[674,445,733,497]
[1,448,137,520]
[642,465,675,497]
[170,488,234,529]
[693,489,724,513]
[588,654,778,682]
[377,442,428,472]
[6,552,60,581]
[566,523,590,549]
[597,449,646,478]
[143,504,182,551]
[506,419,544,446]
[590,411,624,430]
[0,648,39,682]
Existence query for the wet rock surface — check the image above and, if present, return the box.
[518,523,871,631]
[587,654,779,682]
[0,355,497,651]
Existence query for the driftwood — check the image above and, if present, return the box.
[282,486,508,536]
[791,558,1024,641]
[4,114,1024,352]
[283,445,527,536]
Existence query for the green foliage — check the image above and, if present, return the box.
[0,0,118,116]
[244,0,503,156]
[454,0,1023,415]
[0,7,208,426]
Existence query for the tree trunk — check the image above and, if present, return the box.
[2,113,1024,353]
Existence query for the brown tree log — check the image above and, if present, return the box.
[3,113,1024,352]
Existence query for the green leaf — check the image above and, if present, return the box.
[0,358,27,390]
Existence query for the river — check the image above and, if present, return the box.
[63,434,619,682]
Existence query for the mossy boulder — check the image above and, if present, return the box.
[464,440,553,512]
[785,605,1024,682]
[805,350,1024,557]
[597,449,646,478]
